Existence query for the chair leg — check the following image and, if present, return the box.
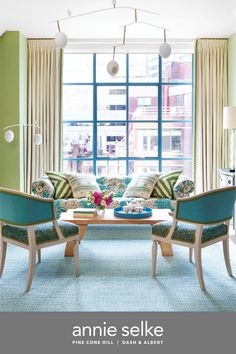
[152,240,158,277]
[0,241,7,277]
[37,249,41,263]
[223,239,233,277]
[189,248,193,263]
[194,247,205,290]
[73,242,79,277]
[25,249,36,293]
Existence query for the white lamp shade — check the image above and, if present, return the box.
[159,42,172,59]
[223,107,236,129]
[107,60,119,76]
[4,130,14,143]
[55,32,68,48]
[33,133,42,145]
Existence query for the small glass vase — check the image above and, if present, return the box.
[96,206,105,215]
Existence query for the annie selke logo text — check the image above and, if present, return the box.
[72,321,164,346]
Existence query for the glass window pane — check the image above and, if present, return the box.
[63,86,93,121]
[96,160,126,177]
[62,53,193,177]
[162,160,192,177]
[63,54,93,83]
[96,54,126,82]
[129,86,158,121]
[162,54,192,83]
[63,160,93,174]
[97,123,126,158]
[162,122,192,158]
[97,86,126,121]
[129,123,158,157]
[128,160,160,175]
[63,123,93,159]
[129,54,158,82]
[162,85,192,120]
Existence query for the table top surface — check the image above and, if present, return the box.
[60,208,173,225]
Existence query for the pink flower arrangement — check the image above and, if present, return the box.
[86,191,114,211]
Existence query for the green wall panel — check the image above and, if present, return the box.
[0,32,27,190]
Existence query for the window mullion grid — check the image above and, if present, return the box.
[62,53,193,176]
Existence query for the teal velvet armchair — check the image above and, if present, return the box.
[151,186,236,290]
[0,188,80,292]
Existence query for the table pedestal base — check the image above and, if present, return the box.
[64,225,87,257]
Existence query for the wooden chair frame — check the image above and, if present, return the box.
[151,187,235,290]
[0,188,80,292]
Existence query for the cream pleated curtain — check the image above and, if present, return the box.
[195,39,229,193]
[26,40,62,192]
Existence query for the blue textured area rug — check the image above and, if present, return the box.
[0,226,236,312]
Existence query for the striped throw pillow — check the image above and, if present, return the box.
[152,170,182,199]
[46,171,72,199]
[67,174,101,198]
[123,174,159,199]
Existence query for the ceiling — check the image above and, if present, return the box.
[0,0,235,40]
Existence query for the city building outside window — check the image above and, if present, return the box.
[63,53,193,176]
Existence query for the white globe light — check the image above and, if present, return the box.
[55,32,68,49]
[4,130,14,143]
[33,133,42,145]
[107,60,119,76]
[159,42,172,59]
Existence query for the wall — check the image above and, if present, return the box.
[0,31,27,190]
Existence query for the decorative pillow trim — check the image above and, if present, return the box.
[46,171,72,199]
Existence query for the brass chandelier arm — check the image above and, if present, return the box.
[122,26,126,45]
[112,45,116,60]
[57,20,61,32]
[135,9,138,23]
[3,123,41,131]
[52,1,172,59]
[123,20,169,32]
[50,6,160,23]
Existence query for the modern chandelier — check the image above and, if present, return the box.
[3,122,42,145]
[53,0,172,76]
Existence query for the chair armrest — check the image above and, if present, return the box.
[32,177,55,198]
[173,176,194,199]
